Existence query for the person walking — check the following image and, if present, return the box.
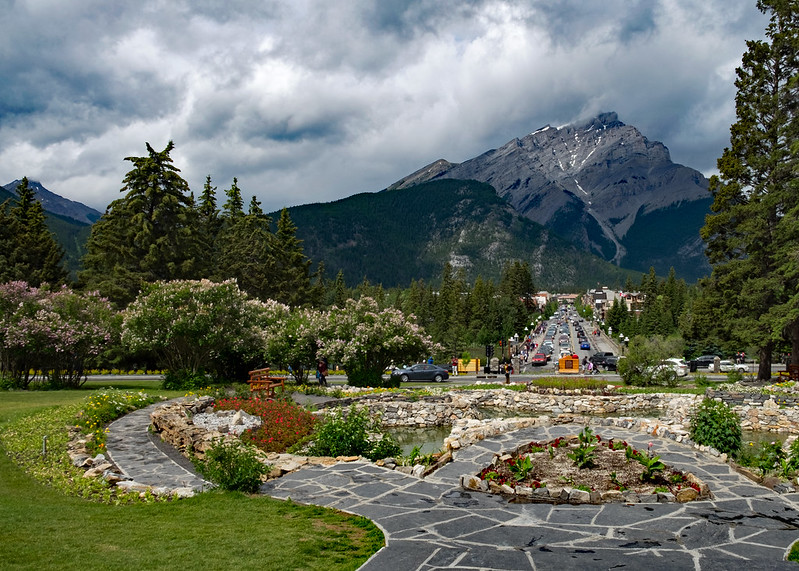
[317,358,329,387]
[504,361,511,384]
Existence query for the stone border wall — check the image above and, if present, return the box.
[323,388,799,435]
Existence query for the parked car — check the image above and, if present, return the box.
[655,358,689,377]
[589,352,615,368]
[694,355,721,369]
[393,364,450,382]
[530,353,548,366]
[719,360,749,373]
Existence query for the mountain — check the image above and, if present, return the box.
[3,180,102,225]
[387,112,713,280]
[1,180,101,278]
[281,179,641,290]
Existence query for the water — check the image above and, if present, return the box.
[741,430,789,447]
[385,425,452,456]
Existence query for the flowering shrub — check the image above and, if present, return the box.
[121,279,266,380]
[215,396,316,453]
[75,389,161,454]
[260,306,327,384]
[321,297,437,387]
[0,281,117,388]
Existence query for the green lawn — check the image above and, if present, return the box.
[0,390,383,570]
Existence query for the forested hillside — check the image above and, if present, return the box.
[281,179,641,290]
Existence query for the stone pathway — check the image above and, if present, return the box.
[107,405,799,569]
[105,403,209,493]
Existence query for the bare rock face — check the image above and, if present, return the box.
[389,112,712,279]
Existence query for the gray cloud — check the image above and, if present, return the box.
[0,0,769,213]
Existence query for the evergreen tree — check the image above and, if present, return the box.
[332,270,348,307]
[269,208,312,306]
[80,142,198,305]
[213,198,274,301]
[701,1,799,378]
[195,175,220,277]
[0,178,67,286]
[223,177,244,218]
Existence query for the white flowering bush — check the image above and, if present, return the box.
[0,281,117,388]
[121,279,264,382]
[261,306,328,383]
[321,297,437,387]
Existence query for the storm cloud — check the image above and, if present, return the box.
[0,0,768,212]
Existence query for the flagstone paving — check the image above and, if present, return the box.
[107,405,799,569]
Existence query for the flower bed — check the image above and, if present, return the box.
[463,427,710,504]
[212,396,317,453]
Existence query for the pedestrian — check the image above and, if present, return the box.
[504,362,511,384]
[451,356,459,376]
[317,358,328,387]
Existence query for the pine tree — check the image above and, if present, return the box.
[1,178,67,286]
[270,208,312,306]
[80,142,197,305]
[223,177,244,218]
[213,198,274,301]
[332,270,348,307]
[700,1,799,378]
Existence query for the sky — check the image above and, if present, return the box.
[0,0,769,214]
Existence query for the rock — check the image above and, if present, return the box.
[601,490,625,502]
[774,483,795,494]
[533,486,550,498]
[461,475,483,490]
[515,486,534,498]
[675,487,699,503]
[657,492,676,503]
[569,489,591,503]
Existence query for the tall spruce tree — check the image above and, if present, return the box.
[270,208,312,306]
[80,142,198,305]
[0,178,67,286]
[700,1,799,378]
[213,183,274,300]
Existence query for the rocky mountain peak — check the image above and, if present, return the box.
[387,112,712,279]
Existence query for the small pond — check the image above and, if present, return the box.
[386,425,452,455]
[385,407,670,456]
[386,420,798,460]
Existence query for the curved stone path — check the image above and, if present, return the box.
[107,404,799,569]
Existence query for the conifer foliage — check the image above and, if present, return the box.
[0,177,67,286]
[78,142,314,307]
[80,142,198,305]
[701,0,799,378]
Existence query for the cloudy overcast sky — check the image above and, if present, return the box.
[0,0,768,214]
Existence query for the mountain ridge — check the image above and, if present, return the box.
[386,112,712,279]
[2,180,102,225]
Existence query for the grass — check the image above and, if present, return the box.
[0,389,383,570]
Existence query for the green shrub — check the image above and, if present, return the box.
[162,369,209,391]
[365,435,402,461]
[308,406,399,460]
[196,439,268,493]
[694,373,711,388]
[726,369,744,384]
[689,398,742,457]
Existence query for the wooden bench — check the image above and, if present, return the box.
[777,364,799,382]
[247,368,286,398]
